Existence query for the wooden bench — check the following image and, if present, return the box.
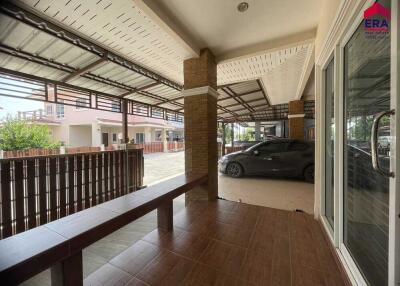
[0,174,207,286]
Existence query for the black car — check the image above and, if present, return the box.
[218,139,315,182]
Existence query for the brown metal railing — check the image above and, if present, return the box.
[0,149,143,239]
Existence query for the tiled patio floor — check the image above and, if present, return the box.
[83,199,345,286]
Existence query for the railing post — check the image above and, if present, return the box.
[157,200,173,231]
[51,251,83,286]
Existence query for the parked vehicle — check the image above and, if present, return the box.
[218,139,315,182]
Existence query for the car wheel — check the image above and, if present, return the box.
[303,165,314,183]
[226,162,243,178]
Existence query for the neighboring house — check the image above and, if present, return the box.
[17,102,184,148]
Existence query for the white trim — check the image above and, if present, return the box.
[182,86,219,99]
[316,0,353,65]
[287,114,305,119]
[389,0,400,284]
[295,44,315,100]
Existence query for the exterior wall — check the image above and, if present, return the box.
[68,125,92,147]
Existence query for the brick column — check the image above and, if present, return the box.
[288,100,305,140]
[183,49,218,202]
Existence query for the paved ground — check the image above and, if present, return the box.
[145,151,314,214]
[218,173,315,214]
[143,152,185,186]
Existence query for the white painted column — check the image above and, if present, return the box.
[91,122,102,147]
[162,128,168,152]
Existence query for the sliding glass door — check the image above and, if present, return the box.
[342,1,394,285]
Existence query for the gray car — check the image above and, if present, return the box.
[219,139,315,182]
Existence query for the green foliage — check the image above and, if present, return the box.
[0,117,60,151]
[239,128,255,141]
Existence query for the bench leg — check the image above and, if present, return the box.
[51,251,83,286]
[158,200,173,231]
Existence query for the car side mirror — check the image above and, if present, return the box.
[253,150,259,156]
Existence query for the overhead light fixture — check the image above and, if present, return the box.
[237,2,249,12]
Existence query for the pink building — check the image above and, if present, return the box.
[18,102,184,149]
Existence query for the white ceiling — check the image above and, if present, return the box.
[153,0,321,57]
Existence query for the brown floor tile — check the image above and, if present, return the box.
[292,263,326,286]
[199,240,247,277]
[207,221,254,248]
[183,263,253,286]
[109,240,161,275]
[167,230,212,260]
[270,257,291,286]
[125,277,149,286]
[141,227,185,249]
[135,250,196,286]
[84,200,346,286]
[84,263,132,286]
[240,247,273,285]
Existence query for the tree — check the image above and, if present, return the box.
[239,128,255,141]
[0,117,60,151]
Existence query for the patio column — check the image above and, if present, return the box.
[183,48,218,202]
[122,99,129,143]
[221,123,226,156]
[255,121,261,141]
[231,123,234,146]
[162,128,168,152]
[288,100,305,139]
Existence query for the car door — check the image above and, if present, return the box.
[283,141,313,176]
[247,141,288,175]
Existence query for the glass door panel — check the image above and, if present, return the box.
[343,1,391,285]
[325,58,335,228]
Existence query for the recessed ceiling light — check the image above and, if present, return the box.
[237,2,249,13]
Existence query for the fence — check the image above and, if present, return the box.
[0,149,144,239]
[2,146,105,159]
[167,141,185,152]
[136,142,164,154]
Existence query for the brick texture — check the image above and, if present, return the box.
[288,100,305,140]
[183,49,218,202]
[184,48,217,90]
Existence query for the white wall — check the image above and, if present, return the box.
[69,125,92,147]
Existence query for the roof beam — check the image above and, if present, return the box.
[295,45,315,100]
[217,28,316,63]
[217,88,261,102]
[120,82,161,97]
[0,44,176,108]
[154,96,184,106]
[257,79,271,105]
[223,87,254,112]
[62,55,108,83]
[0,2,182,91]
[134,0,200,58]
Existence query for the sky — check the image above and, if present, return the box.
[0,97,43,119]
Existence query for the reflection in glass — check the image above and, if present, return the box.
[343,2,390,285]
[325,58,335,228]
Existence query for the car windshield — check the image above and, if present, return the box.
[245,142,264,152]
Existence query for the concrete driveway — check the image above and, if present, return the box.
[142,151,314,214]
[218,173,314,214]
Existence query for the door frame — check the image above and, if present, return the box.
[336,0,399,284]
[319,50,336,243]
[389,0,399,284]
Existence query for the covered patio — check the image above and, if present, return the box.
[0,0,354,286]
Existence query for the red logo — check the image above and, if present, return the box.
[364,2,390,32]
